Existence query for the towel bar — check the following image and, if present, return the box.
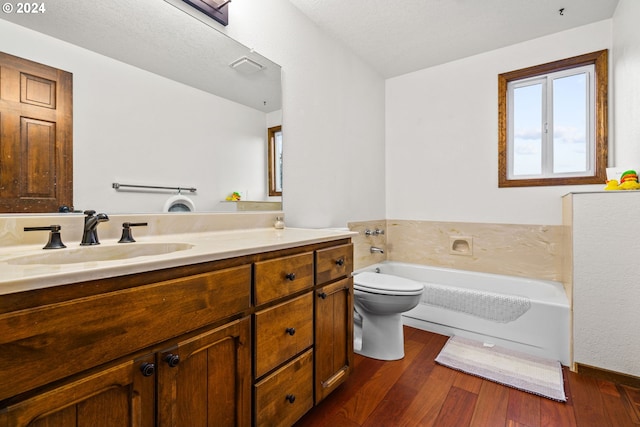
[112,183,197,193]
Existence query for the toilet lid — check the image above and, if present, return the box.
[354,272,424,295]
[163,195,195,212]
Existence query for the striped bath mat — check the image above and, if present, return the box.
[435,336,566,401]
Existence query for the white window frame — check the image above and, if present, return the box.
[506,64,596,180]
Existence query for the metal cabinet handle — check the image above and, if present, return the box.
[285,272,296,281]
[318,292,327,299]
[164,353,180,368]
[285,327,296,336]
[286,394,296,404]
[140,362,155,377]
[335,258,345,266]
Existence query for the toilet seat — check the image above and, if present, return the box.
[354,272,424,296]
[163,195,196,212]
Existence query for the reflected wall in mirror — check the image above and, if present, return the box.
[0,0,282,214]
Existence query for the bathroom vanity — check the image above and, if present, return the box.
[0,222,354,427]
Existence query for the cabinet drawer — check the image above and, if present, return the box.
[315,243,353,284]
[254,252,314,305]
[255,293,313,378]
[254,349,313,427]
[0,265,252,402]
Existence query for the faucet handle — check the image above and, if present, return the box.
[24,225,67,249]
[118,222,148,243]
[83,209,96,216]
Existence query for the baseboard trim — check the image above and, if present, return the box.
[575,363,640,388]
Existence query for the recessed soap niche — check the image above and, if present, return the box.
[449,236,473,256]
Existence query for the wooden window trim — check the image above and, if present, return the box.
[498,49,608,188]
[268,125,282,197]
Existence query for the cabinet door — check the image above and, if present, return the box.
[314,277,354,404]
[156,317,251,427]
[0,355,155,427]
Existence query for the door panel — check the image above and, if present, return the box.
[157,317,252,427]
[0,52,72,212]
[1,355,155,427]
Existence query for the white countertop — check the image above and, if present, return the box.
[0,227,355,295]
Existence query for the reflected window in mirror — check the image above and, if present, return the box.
[268,126,283,196]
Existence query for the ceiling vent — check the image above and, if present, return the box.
[230,57,265,74]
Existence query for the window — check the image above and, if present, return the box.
[498,50,608,187]
[268,126,282,196]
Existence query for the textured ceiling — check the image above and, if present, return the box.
[288,0,619,78]
[0,0,620,101]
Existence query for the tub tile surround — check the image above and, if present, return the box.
[348,219,564,283]
[347,220,387,270]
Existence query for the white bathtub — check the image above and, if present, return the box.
[355,261,570,365]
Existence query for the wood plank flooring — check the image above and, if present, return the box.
[295,326,639,427]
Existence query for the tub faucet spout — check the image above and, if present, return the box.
[81,210,110,245]
[370,246,384,254]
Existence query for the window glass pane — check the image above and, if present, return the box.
[513,83,542,176]
[553,73,587,173]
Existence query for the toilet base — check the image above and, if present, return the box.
[354,311,405,360]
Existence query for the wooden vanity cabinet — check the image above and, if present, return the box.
[0,238,353,427]
[0,263,253,427]
[252,241,354,426]
[253,252,315,427]
[314,244,354,404]
[0,318,251,427]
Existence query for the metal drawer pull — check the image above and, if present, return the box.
[285,327,296,336]
[335,258,345,266]
[318,292,327,299]
[286,394,296,404]
[285,272,296,281]
[140,362,155,377]
[164,353,180,368]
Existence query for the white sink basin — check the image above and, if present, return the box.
[7,243,194,265]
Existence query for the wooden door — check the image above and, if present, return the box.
[0,355,155,427]
[156,317,252,427]
[314,277,354,404]
[0,52,72,213]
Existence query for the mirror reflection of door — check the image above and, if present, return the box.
[0,52,73,213]
[268,126,282,196]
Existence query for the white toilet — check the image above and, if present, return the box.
[353,272,424,360]
[163,194,196,212]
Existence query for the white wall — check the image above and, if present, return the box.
[613,0,640,163]
[223,1,387,228]
[385,20,613,225]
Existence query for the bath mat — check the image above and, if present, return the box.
[422,282,531,323]
[435,336,566,401]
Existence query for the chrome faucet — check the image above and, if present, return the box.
[81,210,110,245]
[370,246,385,254]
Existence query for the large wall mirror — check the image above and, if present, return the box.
[0,0,282,214]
